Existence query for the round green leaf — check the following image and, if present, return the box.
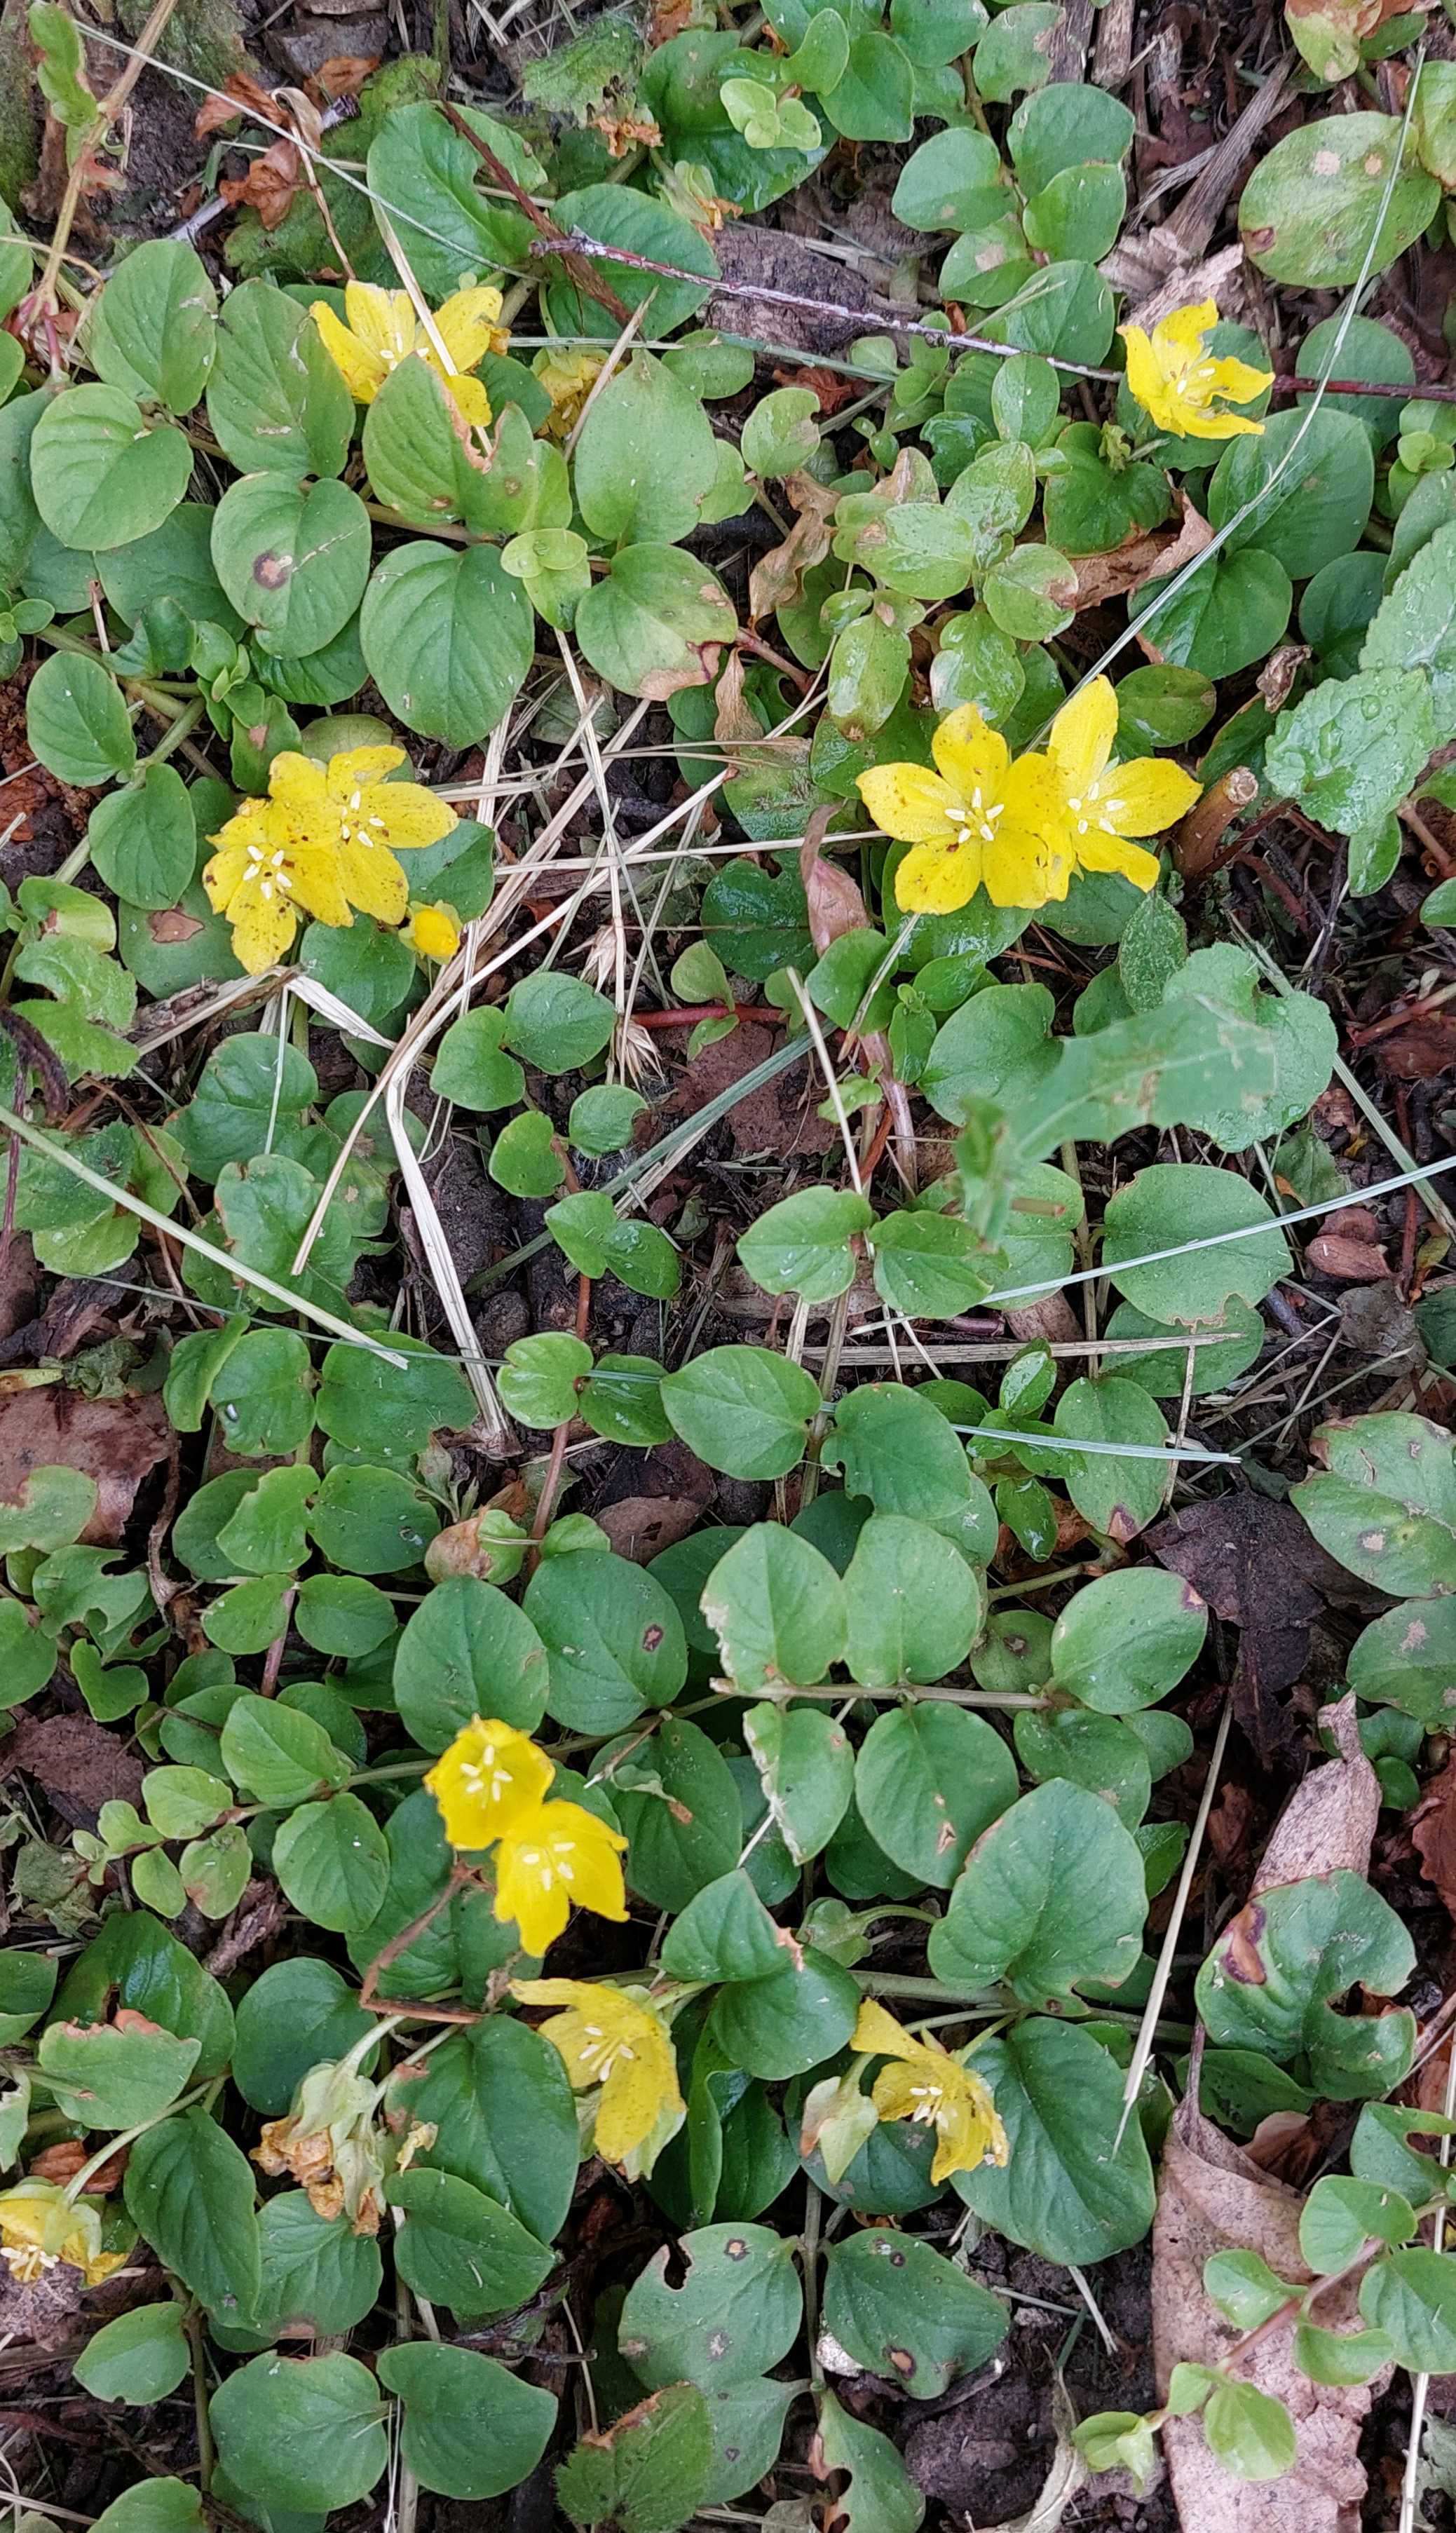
[395,1576,550,1749]
[525,1549,686,1733]
[87,240,217,414]
[87,761,196,911]
[1050,1567,1206,1712]
[927,1777,1148,2004]
[26,650,136,787]
[210,2354,387,2513]
[207,282,354,480]
[31,383,192,551]
[361,539,533,745]
[212,473,370,658]
[700,1523,845,1693]
[377,2342,556,2502]
[821,2232,1007,2399]
[74,2302,191,2404]
[843,1512,984,1687]
[857,1702,1018,1889]
[661,1345,820,1481]
[272,1793,390,1933]
[951,2017,1156,2262]
[1101,1162,1291,1324]
[1240,114,1438,287]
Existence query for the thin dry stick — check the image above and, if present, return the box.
[1399,2034,1456,2533]
[1115,1701,1232,2151]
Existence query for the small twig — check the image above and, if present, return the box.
[1171,766,1260,881]
[439,103,633,325]
[532,230,1124,378]
[358,1862,475,2012]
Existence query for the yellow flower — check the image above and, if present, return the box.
[1120,300,1272,442]
[494,1799,628,1957]
[309,281,508,428]
[512,1978,685,2172]
[533,346,606,439]
[404,902,461,960]
[424,1717,555,1851]
[0,2181,124,2287]
[205,744,456,975]
[857,704,1075,915]
[852,2001,1009,2187]
[1046,675,1202,890]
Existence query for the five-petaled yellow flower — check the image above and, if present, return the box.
[404,902,462,961]
[857,703,1073,916]
[1120,300,1272,442]
[0,2181,125,2288]
[852,2001,1009,2186]
[1047,675,1201,890]
[204,745,457,975]
[424,1716,554,1851]
[513,1978,685,2172]
[494,1799,629,1957]
[309,281,508,429]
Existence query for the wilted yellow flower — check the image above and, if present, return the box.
[424,1717,555,1852]
[1046,675,1201,889]
[852,2000,1009,2186]
[494,1800,628,1957]
[205,745,456,973]
[310,281,508,428]
[404,902,461,960]
[533,346,606,438]
[1120,300,1272,442]
[253,2059,386,2235]
[513,1978,685,2172]
[0,2181,124,2287]
[857,704,1074,915]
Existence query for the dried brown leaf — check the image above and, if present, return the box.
[0,1386,168,1544]
[3,1711,145,1824]
[1074,498,1211,613]
[1152,1494,1349,1765]
[802,807,866,956]
[1152,2103,1376,2533]
[193,66,278,137]
[1412,1756,1456,1920]
[219,136,304,228]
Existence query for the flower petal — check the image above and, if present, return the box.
[993,754,1075,906]
[343,282,415,367]
[596,2023,683,2165]
[266,752,332,815]
[894,836,981,915]
[309,301,387,405]
[1208,353,1274,409]
[1086,754,1202,838]
[1073,831,1161,889]
[1151,299,1217,362]
[355,777,457,850]
[857,762,958,845]
[852,1998,915,2061]
[202,841,250,914]
[1174,403,1264,441]
[438,368,494,430]
[1047,675,1117,800]
[327,745,406,792]
[285,847,354,928]
[931,702,1009,806]
[228,878,299,974]
[1120,322,1176,433]
[433,285,507,372]
[336,836,410,925]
